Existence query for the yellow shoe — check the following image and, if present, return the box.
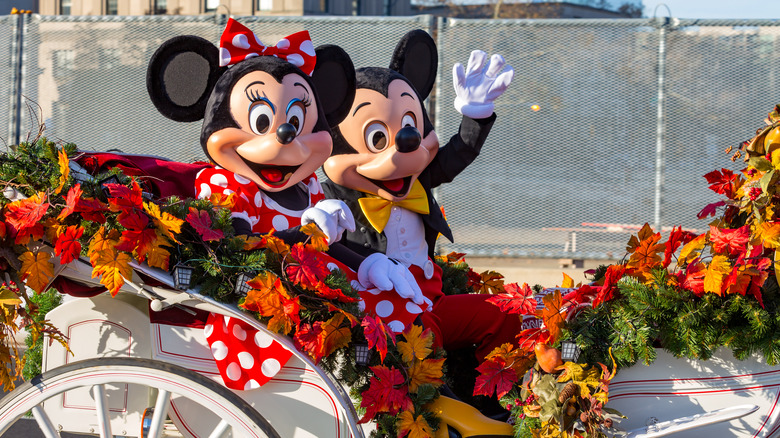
[427,395,514,438]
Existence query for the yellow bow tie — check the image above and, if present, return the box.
[358,180,429,233]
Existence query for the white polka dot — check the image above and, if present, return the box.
[222,317,230,332]
[376,300,394,318]
[327,263,339,272]
[285,53,304,67]
[276,38,290,50]
[388,320,405,333]
[237,351,255,369]
[232,33,250,49]
[366,288,382,296]
[358,299,366,312]
[235,174,251,184]
[198,183,211,199]
[245,52,259,60]
[272,215,289,230]
[219,47,232,66]
[406,302,423,314]
[210,173,229,188]
[244,379,260,390]
[223,189,234,196]
[255,331,274,348]
[232,324,247,341]
[300,40,315,57]
[204,324,214,338]
[261,358,282,377]
[254,192,263,207]
[225,362,242,381]
[211,340,228,361]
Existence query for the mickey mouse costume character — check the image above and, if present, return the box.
[146,19,422,390]
[322,30,522,363]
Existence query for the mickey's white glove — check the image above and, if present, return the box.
[358,253,430,307]
[300,199,356,245]
[453,50,514,119]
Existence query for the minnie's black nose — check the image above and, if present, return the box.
[395,126,421,153]
[276,123,297,144]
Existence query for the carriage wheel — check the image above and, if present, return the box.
[0,357,281,438]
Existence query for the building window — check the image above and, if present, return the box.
[153,0,167,14]
[60,0,71,14]
[258,0,273,11]
[205,0,220,12]
[106,0,118,14]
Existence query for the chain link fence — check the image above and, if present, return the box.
[2,14,778,260]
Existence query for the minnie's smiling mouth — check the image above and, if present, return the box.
[240,156,300,188]
[368,176,412,197]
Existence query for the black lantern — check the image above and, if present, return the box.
[355,342,371,366]
[98,174,121,198]
[235,271,255,296]
[172,263,194,290]
[561,340,582,363]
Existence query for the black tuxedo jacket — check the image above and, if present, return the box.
[322,114,496,260]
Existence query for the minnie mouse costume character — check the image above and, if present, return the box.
[146,19,422,390]
[322,30,522,362]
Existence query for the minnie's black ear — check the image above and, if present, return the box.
[146,35,226,123]
[310,45,356,127]
[389,30,437,100]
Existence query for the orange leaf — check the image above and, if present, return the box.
[5,193,49,232]
[472,270,505,294]
[91,248,132,296]
[561,273,574,288]
[144,201,184,243]
[536,290,565,344]
[625,223,655,253]
[54,225,84,264]
[209,192,235,209]
[146,233,171,271]
[319,313,351,358]
[19,251,54,293]
[88,227,120,265]
[408,358,444,392]
[241,272,298,334]
[300,222,329,251]
[396,324,434,365]
[241,235,264,250]
[397,411,434,438]
[703,255,731,296]
[679,234,706,265]
[54,149,69,194]
[261,232,290,256]
[759,222,780,248]
[627,232,664,271]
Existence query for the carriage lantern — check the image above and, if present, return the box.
[235,272,256,296]
[355,343,371,366]
[98,174,121,198]
[172,263,194,290]
[561,340,582,363]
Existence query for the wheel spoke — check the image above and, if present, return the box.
[91,384,112,438]
[146,389,171,438]
[31,405,61,438]
[207,419,231,438]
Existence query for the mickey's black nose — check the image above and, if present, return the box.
[276,123,297,144]
[395,126,421,153]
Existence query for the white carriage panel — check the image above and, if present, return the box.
[41,293,153,437]
[609,348,780,437]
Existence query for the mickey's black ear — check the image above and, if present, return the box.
[146,35,225,123]
[389,30,437,100]
[310,45,356,127]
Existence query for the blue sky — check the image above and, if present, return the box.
[642,0,780,19]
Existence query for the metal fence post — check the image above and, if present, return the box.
[8,13,24,147]
[652,16,669,231]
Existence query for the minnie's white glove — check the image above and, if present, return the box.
[358,253,430,307]
[300,199,356,245]
[453,50,514,119]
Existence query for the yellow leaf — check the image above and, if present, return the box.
[88,227,120,264]
[19,251,54,293]
[319,313,351,357]
[408,358,444,392]
[678,234,706,265]
[91,248,133,296]
[209,192,235,209]
[397,324,434,365]
[300,222,329,251]
[397,411,434,438]
[144,201,184,243]
[0,287,22,307]
[54,149,69,194]
[561,273,574,288]
[759,222,780,248]
[703,255,731,296]
[474,270,505,294]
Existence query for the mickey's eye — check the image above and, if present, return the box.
[364,122,389,153]
[249,102,274,135]
[286,102,305,135]
[401,112,416,129]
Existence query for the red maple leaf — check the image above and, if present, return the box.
[361,314,393,363]
[186,207,224,242]
[54,225,84,264]
[115,228,158,262]
[697,201,726,219]
[664,226,697,267]
[286,244,330,289]
[748,257,771,308]
[359,366,412,423]
[682,261,706,297]
[117,209,149,231]
[57,184,83,220]
[561,284,597,306]
[105,181,143,211]
[486,282,537,315]
[75,196,107,223]
[314,282,358,303]
[5,195,49,231]
[709,225,750,257]
[593,264,626,308]
[516,327,550,354]
[473,357,518,398]
[704,169,738,197]
[294,322,324,363]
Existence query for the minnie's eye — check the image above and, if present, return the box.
[364,122,389,153]
[287,104,305,135]
[402,113,416,128]
[249,103,274,135]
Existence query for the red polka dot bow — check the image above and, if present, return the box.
[218,18,316,75]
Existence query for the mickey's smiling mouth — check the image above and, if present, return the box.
[368,176,412,197]
[240,156,300,188]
